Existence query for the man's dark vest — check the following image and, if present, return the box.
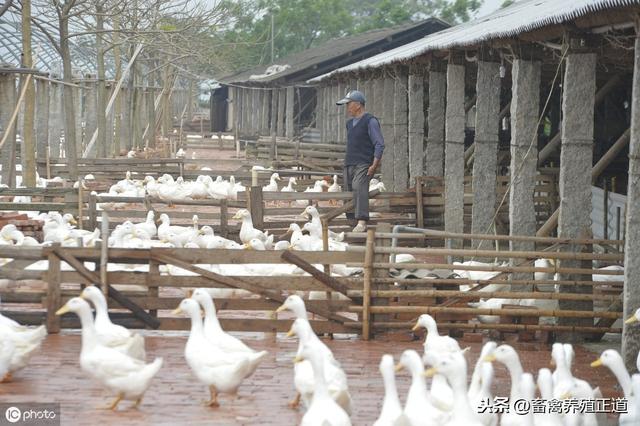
[345,113,376,166]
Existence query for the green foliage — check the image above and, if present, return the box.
[214,0,484,74]
[501,0,515,8]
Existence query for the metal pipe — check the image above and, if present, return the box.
[390,225,450,264]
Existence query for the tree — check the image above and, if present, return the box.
[215,0,485,74]
[411,0,483,24]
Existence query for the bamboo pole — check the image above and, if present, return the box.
[348,245,623,262]
[350,289,619,302]
[351,230,623,246]
[358,262,623,276]
[354,305,620,319]
[362,228,375,340]
[100,211,109,295]
[373,277,622,287]
[369,321,620,334]
[0,73,32,151]
[77,181,84,230]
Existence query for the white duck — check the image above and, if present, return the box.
[80,286,146,360]
[537,368,564,426]
[232,209,270,244]
[55,298,162,410]
[396,350,446,426]
[0,296,46,382]
[412,314,458,410]
[196,226,243,249]
[281,176,297,192]
[276,296,351,413]
[424,350,483,426]
[301,205,344,242]
[373,354,405,426]
[328,174,341,193]
[483,344,523,400]
[551,342,594,400]
[157,213,192,241]
[559,379,600,426]
[591,349,632,398]
[190,288,268,375]
[0,334,15,382]
[412,314,461,354]
[262,172,281,192]
[295,338,351,426]
[173,298,262,406]
[134,211,157,238]
[286,318,352,414]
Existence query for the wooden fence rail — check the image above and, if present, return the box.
[0,228,624,340]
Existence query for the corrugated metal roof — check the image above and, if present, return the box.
[219,18,448,85]
[310,0,640,82]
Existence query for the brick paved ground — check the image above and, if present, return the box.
[1,331,624,425]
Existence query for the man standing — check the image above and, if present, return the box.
[336,90,385,232]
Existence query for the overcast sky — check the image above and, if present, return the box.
[477,0,504,17]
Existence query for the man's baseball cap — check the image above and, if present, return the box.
[336,90,366,105]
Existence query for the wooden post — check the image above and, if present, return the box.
[77,181,84,230]
[270,131,277,161]
[220,199,228,238]
[148,260,159,318]
[416,176,424,229]
[322,218,331,288]
[248,186,264,230]
[46,243,62,333]
[100,211,109,295]
[88,192,97,231]
[363,228,375,340]
[603,179,609,240]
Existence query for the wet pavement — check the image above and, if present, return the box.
[0,331,625,425]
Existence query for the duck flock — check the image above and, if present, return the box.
[2,287,640,425]
[0,171,633,424]
[88,170,385,206]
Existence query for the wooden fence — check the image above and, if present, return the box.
[0,229,624,340]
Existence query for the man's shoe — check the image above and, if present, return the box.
[352,223,367,233]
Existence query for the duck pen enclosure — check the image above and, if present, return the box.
[0,228,624,341]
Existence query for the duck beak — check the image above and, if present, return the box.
[243,243,252,250]
[55,304,70,316]
[286,328,295,338]
[550,359,556,368]
[559,392,571,400]
[423,367,437,378]
[186,289,194,298]
[483,354,496,362]
[625,315,638,324]
[590,358,603,368]
[275,305,286,313]
[293,355,303,364]
[411,321,420,332]
[172,307,183,315]
[394,363,404,373]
